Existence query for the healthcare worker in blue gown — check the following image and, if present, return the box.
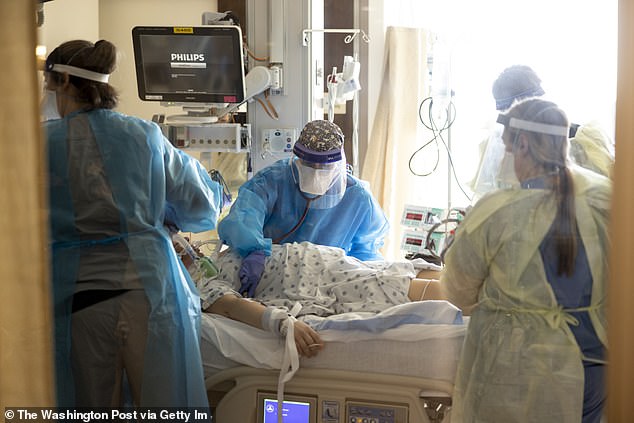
[44,39,222,409]
[442,99,610,422]
[218,120,389,297]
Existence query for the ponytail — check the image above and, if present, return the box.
[503,99,577,276]
[554,166,577,276]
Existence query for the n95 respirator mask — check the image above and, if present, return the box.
[295,160,342,196]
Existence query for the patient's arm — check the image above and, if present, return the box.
[206,295,324,357]
[206,294,264,328]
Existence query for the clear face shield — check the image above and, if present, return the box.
[495,112,570,180]
[471,122,519,198]
[295,159,342,195]
[40,88,61,121]
[497,129,521,189]
[291,143,347,209]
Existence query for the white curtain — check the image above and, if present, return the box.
[361,26,430,260]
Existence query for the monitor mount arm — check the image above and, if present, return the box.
[215,66,273,119]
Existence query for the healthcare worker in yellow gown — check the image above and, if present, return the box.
[442,98,610,422]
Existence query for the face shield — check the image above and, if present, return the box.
[471,123,519,199]
[291,141,347,209]
[41,89,61,121]
[496,114,568,136]
[495,112,569,184]
[295,159,341,195]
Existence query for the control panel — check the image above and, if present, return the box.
[321,400,339,422]
[346,401,407,423]
[155,120,251,153]
[261,128,297,154]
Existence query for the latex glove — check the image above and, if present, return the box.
[238,250,266,297]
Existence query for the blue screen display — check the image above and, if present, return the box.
[263,399,310,423]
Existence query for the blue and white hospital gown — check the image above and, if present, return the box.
[197,242,414,317]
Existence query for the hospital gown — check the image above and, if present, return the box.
[197,242,414,317]
[197,242,419,376]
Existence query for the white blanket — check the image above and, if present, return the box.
[201,300,464,375]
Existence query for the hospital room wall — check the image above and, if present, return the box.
[36,0,99,53]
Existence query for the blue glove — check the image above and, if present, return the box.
[238,250,267,297]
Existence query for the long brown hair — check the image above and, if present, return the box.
[45,39,118,109]
[505,99,576,276]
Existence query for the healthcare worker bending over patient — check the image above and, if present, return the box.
[218,120,389,297]
[45,39,223,408]
[442,98,610,422]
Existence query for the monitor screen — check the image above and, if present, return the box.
[131,25,245,104]
[256,393,316,423]
[262,399,311,423]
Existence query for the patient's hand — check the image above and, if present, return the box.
[293,320,324,358]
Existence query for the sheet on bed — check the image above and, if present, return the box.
[200,300,466,382]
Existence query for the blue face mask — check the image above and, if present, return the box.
[41,89,61,121]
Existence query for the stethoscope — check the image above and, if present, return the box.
[273,167,322,244]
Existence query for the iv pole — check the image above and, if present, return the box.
[302,28,369,177]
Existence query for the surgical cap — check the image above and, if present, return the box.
[492,65,545,111]
[293,120,344,163]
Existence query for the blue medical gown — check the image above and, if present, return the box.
[46,109,222,407]
[218,159,388,260]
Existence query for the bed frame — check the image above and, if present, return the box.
[206,366,453,423]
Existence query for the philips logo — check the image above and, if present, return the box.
[170,53,205,62]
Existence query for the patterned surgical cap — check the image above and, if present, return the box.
[297,120,344,152]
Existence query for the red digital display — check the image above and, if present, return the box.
[405,237,423,246]
[405,212,424,221]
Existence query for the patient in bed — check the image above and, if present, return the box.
[185,241,445,363]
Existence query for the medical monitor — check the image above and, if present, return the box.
[257,392,316,423]
[131,25,245,104]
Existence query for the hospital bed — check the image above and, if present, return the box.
[201,303,466,423]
